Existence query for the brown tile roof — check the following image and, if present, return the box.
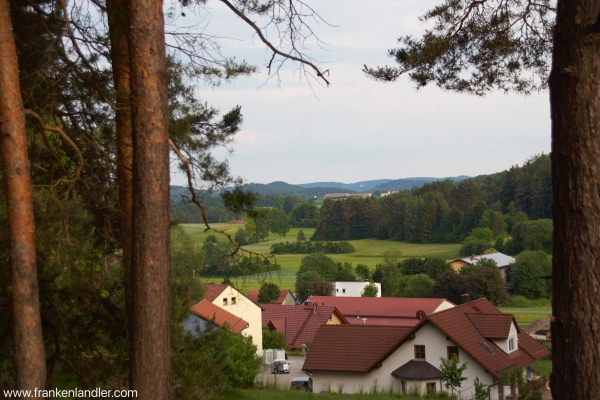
[307,296,452,326]
[427,299,550,379]
[466,313,515,339]
[302,324,417,373]
[202,283,229,302]
[247,289,295,304]
[391,360,443,380]
[190,299,249,334]
[261,304,349,348]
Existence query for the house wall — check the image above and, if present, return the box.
[326,311,345,325]
[282,292,296,305]
[211,286,263,351]
[493,322,518,355]
[310,322,508,399]
[332,281,382,297]
[433,300,455,313]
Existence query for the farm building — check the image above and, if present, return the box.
[302,298,549,399]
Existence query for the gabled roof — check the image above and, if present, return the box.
[466,313,515,340]
[190,299,249,334]
[307,296,453,325]
[391,360,443,380]
[454,252,516,268]
[427,299,550,379]
[261,304,348,348]
[302,325,416,373]
[247,289,295,304]
[202,283,230,302]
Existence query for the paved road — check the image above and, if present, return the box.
[258,356,308,389]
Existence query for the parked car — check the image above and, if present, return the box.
[271,359,290,374]
[290,376,312,391]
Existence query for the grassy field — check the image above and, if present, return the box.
[497,307,552,324]
[182,223,462,291]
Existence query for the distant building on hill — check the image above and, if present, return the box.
[322,193,372,200]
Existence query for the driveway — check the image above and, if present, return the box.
[258,356,308,389]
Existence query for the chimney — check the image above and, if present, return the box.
[356,308,360,318]
[304,300,312,307]
[461,294,471,304]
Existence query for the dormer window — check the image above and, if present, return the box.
[508,336,516,352]
[223,298,228,306]
[231,297,236,305]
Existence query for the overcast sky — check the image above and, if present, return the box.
[169,0,551,186]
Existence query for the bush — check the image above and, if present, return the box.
[507,295,529,308]
[270,240,355,254]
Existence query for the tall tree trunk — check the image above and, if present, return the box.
[106,1,135,389]
[550,0,600,398]
[106,0,133,320]
[0,0,46,395]
[127,0,171,398]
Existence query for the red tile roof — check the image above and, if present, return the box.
[427,299,550,378]
[302,325,416,373]
[247,289,295,304]
[202,283,229,302]
[307,296,452,325]
[303,298,549,378]
[190,299,249,334]
[261,304,348,348]
[466,313,515,339]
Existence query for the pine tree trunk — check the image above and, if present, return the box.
[127,0,171,398]
[0,0,46,395]
[106,0,133,320]
[550,0,600,398]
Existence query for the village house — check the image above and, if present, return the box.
[247,289,296,305]
[182,299,249,337]
[328,281,382,297]
[302,298,549,399]
[261,303,348,349]
[451,252,516,294]
[188,283,263,351]
[307,296,455,326]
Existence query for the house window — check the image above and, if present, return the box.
[329,314,333,321]
[426,382,436,393]
[231,297,236,305]
[342,289,346,293]
[508,336,515,352]
[223,298,228,306]
[447,346,459,360]
[414,345,426,360]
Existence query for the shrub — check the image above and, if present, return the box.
[507,295,529,308]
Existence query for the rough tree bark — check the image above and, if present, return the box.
[106,0,133,319]
[550,0,600,398]
[127,0,171,398]
[0,0,46,395]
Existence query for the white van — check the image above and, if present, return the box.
[290,376,312,391]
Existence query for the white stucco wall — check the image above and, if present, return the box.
[433,300,456,313]
[331,281,382,297]
[309,322,510,399]
[493,322,518,355]
[211,286,263,351]
[282,291,296,305]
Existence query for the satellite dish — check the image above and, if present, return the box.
[416,310,427,321]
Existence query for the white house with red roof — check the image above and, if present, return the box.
[302,298,549,399]
[197,283,263,350]
[329,281,382,297]
[307,296,455,326]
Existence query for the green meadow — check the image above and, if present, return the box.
[181,223,461,291]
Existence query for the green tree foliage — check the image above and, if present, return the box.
[361,282,379,297]
[295,271,322,301]
[464,268,507,305]
[399,257,451,280]
[440,356,468,396]
[355,264,372,280]
[402,274,435,298]
[433,270,466,304]
[510,251,552,299]
[308,280,334,296]
[201,241,236,276]
[268,208,290,238]
[297,253,338,281]
[380,264,407,297]
[460,227,496,257]
[283,196,300,215]
[262,326,287,349]
[270,241,355,254]
[289,203,320,227]
[234,227,254,246]
[509,219,553,255]
[258,282,281,304]
[297,229,307,241]
[335,262,356,281]
[473,377,491,400]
